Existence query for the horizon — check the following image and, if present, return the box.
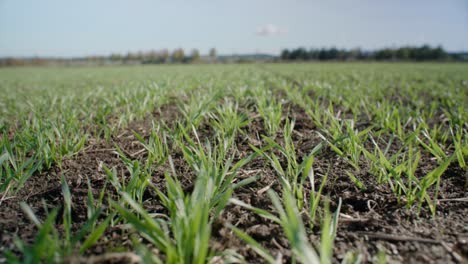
[1,0,467,57]
[2,45,466,60]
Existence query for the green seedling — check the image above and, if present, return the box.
[229,190,342,264]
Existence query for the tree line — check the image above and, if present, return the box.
[1,45,467,67]
[110,48,217,64]
[281,45,459,61]
[0,48,217,67]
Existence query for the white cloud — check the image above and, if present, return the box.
[256,24,287,36]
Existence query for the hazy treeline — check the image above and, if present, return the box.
[110,48,217,64]
[281,45,464,61]
[0,48,217,67]
[1,45,467,67]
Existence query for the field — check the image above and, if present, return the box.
[0,63,467,263]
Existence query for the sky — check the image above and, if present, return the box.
[0,0,467,57]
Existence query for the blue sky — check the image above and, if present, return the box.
[0,0,467,57]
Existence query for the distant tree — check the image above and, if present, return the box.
[289,48,307,60]
[299,48,309,60]
[396,47,410,60]
[190,49,200,62]
[172,48,185,63]
[318,48,328,60]
[147,50,158,61]
[160,49,169,63]
[308,49,320,60]
[328,48,339,60]
[124,52,131,61]
[136,51,144,61]
[432,46,447,60]
[337,49,347,60]
[110,53,122,61]
[375,48,395,60]
[4,58,25,66]
[209,48,217,62]
[348,48,362,61]
[289,49,299,60]
[281,49,290,60]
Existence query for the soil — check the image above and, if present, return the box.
[1,99,467,264]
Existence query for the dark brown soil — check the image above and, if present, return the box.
[1,100,467,264]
